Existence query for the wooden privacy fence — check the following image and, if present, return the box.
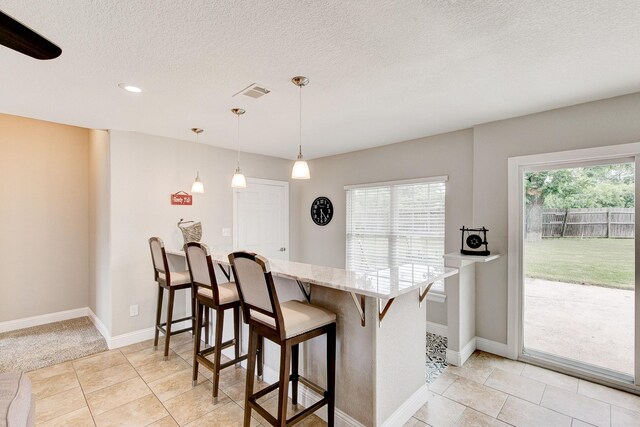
[542,208,634,238]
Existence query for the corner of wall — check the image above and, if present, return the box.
[88,129,112,335]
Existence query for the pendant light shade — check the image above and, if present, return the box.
[191,172,204,193]
[292,148,311,179]
[232,167,247,188]
[291,76,310,180]
[231,108,247,188]
[191,128,204,193]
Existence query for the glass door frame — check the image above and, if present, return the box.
[507,142,640,393]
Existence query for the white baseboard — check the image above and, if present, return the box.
[109,327,155,349]
[108,319,192,349]
[476,337,511,359]
[380,384,431,427]
[87,309,110,344]
[296,382,366,427]
[0,307,90,333]
[425,321,448,338]
[446,337,477,366]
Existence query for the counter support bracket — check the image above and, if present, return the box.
[377,298,395,327]
[296,280,311,303]
[350,292,366,327]
[218,264,232,282]
[419,282,434,307]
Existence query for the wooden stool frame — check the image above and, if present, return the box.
[149,237,199,360]
[229,251,336,427]
[185,242,250,399]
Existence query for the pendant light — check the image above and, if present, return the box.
[291,76,311,179]
[191,128,204,194]
[231,108,247,188]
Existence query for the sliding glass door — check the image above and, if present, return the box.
[520,157,636,384]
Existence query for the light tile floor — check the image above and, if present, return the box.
[27,332,640,426]
[408,351,640,427]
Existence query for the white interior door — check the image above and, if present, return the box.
[233,178,289,260]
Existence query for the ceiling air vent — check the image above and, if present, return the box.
[233,83,271,99]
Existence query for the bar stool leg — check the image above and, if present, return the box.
[277,341,292,426]
[257,335,264,379]
[192,300,204,385]
[233,306,241,365]
[291,344,299,406]
[190,286,196,336]
[153,286,163,349]
[164,288,175,360]
[212,308,224,400]
[244,329,258,427]
[204,308,210,345]
[327,323,336,427]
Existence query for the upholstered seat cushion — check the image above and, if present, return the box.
[0,372,35,427]
[158,270,191,285]
[253,300,336,339]
[197,282,239,305]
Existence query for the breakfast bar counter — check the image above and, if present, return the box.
[168,249,457,426]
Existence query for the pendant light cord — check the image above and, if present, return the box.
[237,114,241,167]
[299,84,303,156]
[195,130,199,174]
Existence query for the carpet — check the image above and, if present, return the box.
[0,317,108,373]
[426,332,448,383]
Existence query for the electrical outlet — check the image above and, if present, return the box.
[222,227,231,237]
[129,304,139,317]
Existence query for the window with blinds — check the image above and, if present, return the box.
[346,178,446,291]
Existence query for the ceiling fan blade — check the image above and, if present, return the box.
[0,10,61,60]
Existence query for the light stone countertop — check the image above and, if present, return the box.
[168,249,458,299]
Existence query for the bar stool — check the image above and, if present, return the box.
[184,242,248,399]
[148,237,200,360]
[229,251,336,427]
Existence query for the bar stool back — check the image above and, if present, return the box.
[184,242,247,399]
[229,251,336,427]
[148,237,197,359]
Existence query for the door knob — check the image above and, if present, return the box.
[279,247,286,252]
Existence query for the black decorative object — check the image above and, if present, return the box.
[311,196,333,226]
[460,226,490,256]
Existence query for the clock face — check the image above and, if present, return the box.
[466,234,483,249]
[311,196,333,226]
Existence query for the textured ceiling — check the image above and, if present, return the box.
[1,1,640,160]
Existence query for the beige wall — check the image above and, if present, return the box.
[295,129,475,325]
[89,130,111,332]
[0,114,89,322]
[473,92,640,343]
[108,131,297,336]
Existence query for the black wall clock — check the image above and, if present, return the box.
[311,196,333,226]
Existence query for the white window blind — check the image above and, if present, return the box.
[346,179,446,291]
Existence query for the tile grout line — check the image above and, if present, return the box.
[127,345,191,426]
[80,350,143,425]
[136,334,245,426]
[73,360,98,427]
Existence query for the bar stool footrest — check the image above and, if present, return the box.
[198,339,236,357]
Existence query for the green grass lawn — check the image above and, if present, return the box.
[525,238,635,290]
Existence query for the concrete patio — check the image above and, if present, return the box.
[524,278,635,376]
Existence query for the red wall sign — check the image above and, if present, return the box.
[171,191,192,205]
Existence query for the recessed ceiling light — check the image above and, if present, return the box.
[118,83,142,93]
